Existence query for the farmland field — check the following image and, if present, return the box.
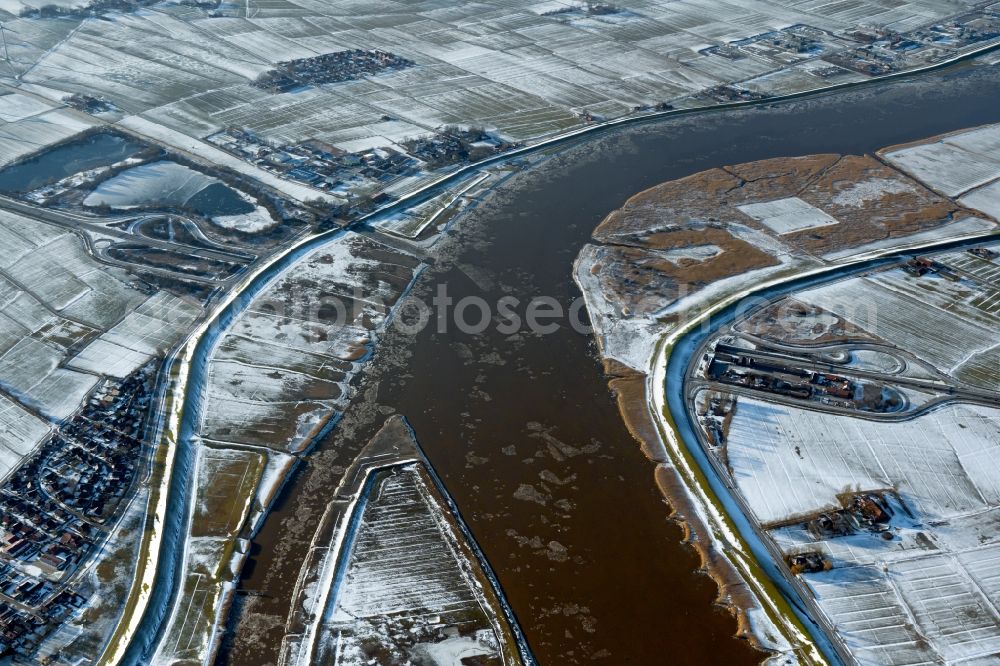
[705,243,1000,664]
[201,232,422,452]
[3,0,995,205]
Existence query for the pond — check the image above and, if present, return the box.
[0,132,144,193]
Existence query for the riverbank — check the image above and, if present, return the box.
[572,136,1000,660]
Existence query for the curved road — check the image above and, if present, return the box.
[661,234,1000,666]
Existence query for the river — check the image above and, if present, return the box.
[218,59,1000,665]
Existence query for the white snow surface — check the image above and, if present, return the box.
[0,93,53,122]
[0,336,97,420]
[83,161,217,209]
[727,398,1000,525]
[738,197,840,235]
[960,179,1000,222]
[68,291,201,378]
[212,204,276,233]
[883,124,1000,197]
[0,393,50,482]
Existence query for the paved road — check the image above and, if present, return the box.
[0,195,253,265]
[694,340,1000,418]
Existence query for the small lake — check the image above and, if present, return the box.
[0,132,144,193]
[188,182,255,217]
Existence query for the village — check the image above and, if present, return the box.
[207,125,517,214]
[697,11,1000,84]
[0,365,155,659]
[252,50,415,94]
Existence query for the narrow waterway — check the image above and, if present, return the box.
[221,59,1000,665]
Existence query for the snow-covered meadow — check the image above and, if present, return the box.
[718,248,1000,664]
[320,466,504,666]
[201,232,421,453]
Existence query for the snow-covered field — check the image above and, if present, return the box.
[726,398,1000,524]
[0,93,53,122]
[0,393,49,479]
[0,106,97,168]
[201,233,421,453]
[68,291,201,378]
[331,469,484,624]
[961,179,1000,221]
[1,228,148,329]
[321,466,504,666]
[884,124,1000,198]
[883,141,1000,197]
[805,565,941,665]
[0,0,987,206]
[0,208,206,482]
[785,535,1000,665]
[738,197,840,235]
[0,336,98,419]
[213,204,276,233]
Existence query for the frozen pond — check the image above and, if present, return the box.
[0,132,143,193]
[84,161,254,217]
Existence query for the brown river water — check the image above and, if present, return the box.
[219,58,1000,665]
